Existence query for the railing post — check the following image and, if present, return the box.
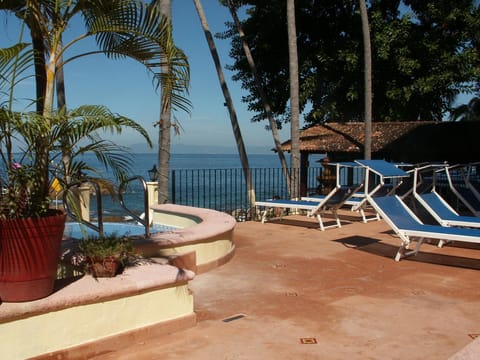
[146,181,158,207]
[171,170,176,204]
[78,184,91,222]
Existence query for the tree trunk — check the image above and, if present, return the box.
[225,0,291,190]
[55,41,73,184]
[30,21,46,115]
[157,0,173,204]
[193,0,256,209]
[39,30,63,202]
[360,0,372,160]
[286,0,300,199]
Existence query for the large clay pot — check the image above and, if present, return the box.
[0,210,67,302]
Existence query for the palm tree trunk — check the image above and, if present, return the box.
[39,30,63,202]
[157,0,173,204]
[55,40,74,184]
[360,0,372,160]
[286,0,300,199]
[30,21,46,115]
[225,0,291,190]
[193,0,256,209]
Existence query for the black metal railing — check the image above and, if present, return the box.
[170,167,323,220]
[91,163,480,222]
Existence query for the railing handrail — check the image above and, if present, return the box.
[118,176,150,238]
[63,179,104,238]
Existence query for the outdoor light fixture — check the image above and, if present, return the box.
[148,165,158,182]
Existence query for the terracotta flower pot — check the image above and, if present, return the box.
[0,210,67,302]
[87,256,122,278]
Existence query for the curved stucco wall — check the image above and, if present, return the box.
[137,204,236,273]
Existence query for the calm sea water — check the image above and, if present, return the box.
[79,152,324,218]
[83,152,325,179]
[122,153,293,173]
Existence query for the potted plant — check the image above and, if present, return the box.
[76,233,135,278]
[0,43,68,302]
[0,1,190,302]
[0,43,152,302]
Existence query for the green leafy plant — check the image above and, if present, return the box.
[0,1,191,220]
[75,232,136,277]
[75,233,135,276]
[77,233,134,263]
[0,44,152,219]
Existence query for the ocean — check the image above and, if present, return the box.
[80,152,325,219]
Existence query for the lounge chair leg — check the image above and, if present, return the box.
[316,214,325,231]
[332,209,341,228]
[261,209,268,224]
[395,238,410,261]
[403,238,424,258]
[438,239,451,248]
[358,207,380,223]
[360,208,367,223]
[394,248,404,262]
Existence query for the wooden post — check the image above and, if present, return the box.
[300,152,309,197]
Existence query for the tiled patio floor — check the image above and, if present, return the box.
[90,210,480,359]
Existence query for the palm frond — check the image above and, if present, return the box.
[0,43,33,105]
[73,139,134,182]
[80,0,191,114]
[49,104,152,148]
[50,104,151,183]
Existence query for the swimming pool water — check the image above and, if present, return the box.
[63,222,178,239]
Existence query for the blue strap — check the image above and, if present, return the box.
[375,196,480,237]
[355,160,408,178]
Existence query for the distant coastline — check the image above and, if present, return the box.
[127,142,275,155]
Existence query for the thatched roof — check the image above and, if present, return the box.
[279,121,480,163]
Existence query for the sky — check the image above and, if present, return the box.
[0,2,291,155]
[1,3,475,155]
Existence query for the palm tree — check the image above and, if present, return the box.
[450,96,480,122]
[149,0,179,204]
[0,43,152,217]
[359,0,372,160]
[224,0,291,190]
[1,0,190,200]
[286,0,300,199]
[192,0,256,209]
[155,0,173,205]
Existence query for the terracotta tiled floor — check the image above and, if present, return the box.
[91,210,480,360]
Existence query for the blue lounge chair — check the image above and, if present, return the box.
[416,192,480,228]
[411,165,480,229]
[443,164,480,216]
[353,160,411,223]
[255,163,362,231]
[367,195,480,261]
[301,162,364,207]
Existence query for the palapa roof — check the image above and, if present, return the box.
[280,121,432,154]
[279,121,480,163]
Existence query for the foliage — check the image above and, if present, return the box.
[0,0,192,219]
[76,233,134,264]
[450,96,480,121]
[220,0,480,125]
[0,43,151,219]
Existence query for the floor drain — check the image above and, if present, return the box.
[468,334,480,339]
[300,338,317,344]
[222,314,246,323]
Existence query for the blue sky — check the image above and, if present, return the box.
[1,3,474,155]
[1,2,291,154]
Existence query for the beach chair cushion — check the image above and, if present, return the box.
[417,192,480,227]
[370,195,480,261]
